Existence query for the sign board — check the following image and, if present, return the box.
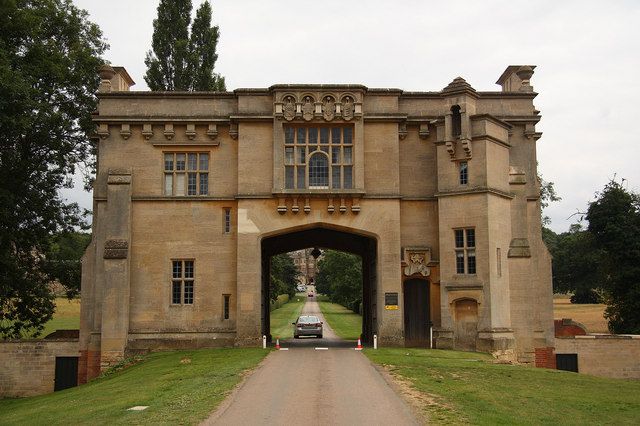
[385,292,399,310]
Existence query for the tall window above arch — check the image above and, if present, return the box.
[451,105,462,138]
[284,126,353,190]
[309,153,329,189]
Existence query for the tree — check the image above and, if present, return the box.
[269,253,298,301]
[316,250,362,313]
[43,232,92,299]
[586,180,640,334]
[145,0,225,91]
[549,224,603,303]
[0,0,106,338]
[188,1,225,91]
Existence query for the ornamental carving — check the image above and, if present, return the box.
[403,248,432,277]
[283,96,296,121]
[322,96,336,121]
[342,96,354,121]
[103,239,128,259]
[302,96,314,121]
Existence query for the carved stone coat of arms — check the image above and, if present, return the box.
[302,96,314,121]
[342,96,354,121]
[283,96,296,121]
[322,96,335,121]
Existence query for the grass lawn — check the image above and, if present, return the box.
[269,293,305,339]
[34,298,81,338]
[365,348,640,425]
[553,296,608,333]
[317,300,362,340]
[0,348,269,425]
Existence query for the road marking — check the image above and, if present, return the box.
[314,347,329,350]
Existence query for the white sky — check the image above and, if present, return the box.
[66,0,640,233]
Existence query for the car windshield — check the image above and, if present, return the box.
[299,316,319,324]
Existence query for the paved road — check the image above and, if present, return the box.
[203,296,419,426]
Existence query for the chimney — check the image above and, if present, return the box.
[97,64,135,93]
[496,65,536,92]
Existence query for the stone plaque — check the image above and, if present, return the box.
[103,239,128,259]
[385,292,399,310]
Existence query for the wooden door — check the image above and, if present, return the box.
[54,357,78,391]
[403,279,430,347]
[454,299,478,351]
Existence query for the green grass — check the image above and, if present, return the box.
[318,300,362,340]
[35,298,81,338]
[0,348,269,425]
[365,348,640,425]
[269,293,305,339]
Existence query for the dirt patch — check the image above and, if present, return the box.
[374,364,466,425]
[554,298,608,333]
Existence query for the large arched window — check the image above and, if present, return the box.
[309,153,329,188]
[284,126,353,190]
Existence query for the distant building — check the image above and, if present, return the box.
[79,64,554,382]
[290,248,321,286]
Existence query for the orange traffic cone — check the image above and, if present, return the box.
[275,337,280,350]
[356,336,363,350]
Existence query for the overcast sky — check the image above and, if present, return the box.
[66,0,640,233]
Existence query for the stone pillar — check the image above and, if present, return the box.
[99,168,132,369]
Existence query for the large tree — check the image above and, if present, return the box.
[0,0,106,338]
[586,180,640,334]
[145,0,225,91]
[316,250,362,313]
[269,253,298,301]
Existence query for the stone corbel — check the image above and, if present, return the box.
[119,124,131,140]
[327,197,335,213]
[97,123,110,139]
[185,123,196,140]
[207,124,219,144]
[277,197,287,214]
[339,198,347,213]
[461,138,472,158]
[398,122,408,140]
[351,197,361,213]
[142,124,153,140]
[419,123,430,139]
[291,197,299,213]
[164,123,175,140]
[304,198,311,214]
[445,140,456,158]
[229,123,238,140]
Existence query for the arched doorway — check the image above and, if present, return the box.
[403,278,430,347]
[261,226,377,345]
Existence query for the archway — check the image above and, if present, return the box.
[261,225,377,345]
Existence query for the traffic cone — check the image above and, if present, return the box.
[275,337,280,350]
[356,336,363,350]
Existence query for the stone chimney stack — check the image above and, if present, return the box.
[496,65,536,92]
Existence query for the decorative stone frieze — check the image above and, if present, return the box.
[302,96,314,121]
[107,168,132,185]
[342,96,355,121]
[509,166,527,184]
[103,239,128,259]
[283,95,296,121]
[508,238,531,258]
[322,95,336,121]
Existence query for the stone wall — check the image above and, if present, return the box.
[555,335,640,379]
[0,339,79,397]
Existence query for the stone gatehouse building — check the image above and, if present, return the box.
[79,64,553,382]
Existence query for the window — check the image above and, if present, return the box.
[164,152,209,196]
[459,161,468,185]
[224,208,231,233]
[451,105,461,138]
[172,260,194,304]
[223,294,230,320]
[454,229,476,274]
[284,126,353,190]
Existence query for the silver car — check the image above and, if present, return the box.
[293,315,323,338]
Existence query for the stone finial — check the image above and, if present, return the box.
[98,64,115,93]
[442,77,477,96]
[516,66,535,92]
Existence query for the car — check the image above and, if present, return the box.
[307,292,313,297]
[292,315,323,338]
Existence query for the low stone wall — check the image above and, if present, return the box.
[0,339,79,397]
[555,335,640,379]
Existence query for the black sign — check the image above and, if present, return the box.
[385,292,398,306]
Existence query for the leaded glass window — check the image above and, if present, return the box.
[164,152,209,196]
[284,126,354,189]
